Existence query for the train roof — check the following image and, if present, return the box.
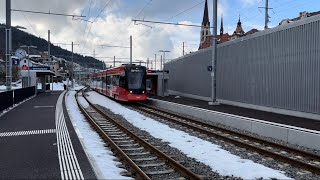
[90,64,146,77]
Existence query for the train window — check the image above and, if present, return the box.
[107,76,111,86]
[119,76,126,88]
[112,75,119,86]
[102,77,106,88]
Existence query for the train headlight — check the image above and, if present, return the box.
[142,91,145,93]
[130,91,133,93]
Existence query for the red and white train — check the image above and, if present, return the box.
[90,64,147,102]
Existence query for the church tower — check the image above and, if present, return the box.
[231,15,245,40]
[199,0,211,44]
[220,15,224,36]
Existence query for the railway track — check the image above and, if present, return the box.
[75,89,203,180]
[130,103,320,175]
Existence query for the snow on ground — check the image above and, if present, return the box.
[71,83,85,91]
[0,81,22,92]
[50,82,65,90]
[86,91,291,180]
[65,90,131,180]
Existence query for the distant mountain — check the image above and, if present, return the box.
[0,24,104,69]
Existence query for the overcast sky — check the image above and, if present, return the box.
[1,0,319,67]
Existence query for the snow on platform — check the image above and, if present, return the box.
[86,91,291,180]
[65,90,131,180]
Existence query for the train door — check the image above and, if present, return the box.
[107,75,112,97]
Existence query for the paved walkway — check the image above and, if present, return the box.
[149,95,320,131]
[0,91,96,179]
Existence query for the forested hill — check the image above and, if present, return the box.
[0,24,104,69]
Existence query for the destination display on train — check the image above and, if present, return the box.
[130,69,143,73]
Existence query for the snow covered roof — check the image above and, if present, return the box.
[29,55,41,58]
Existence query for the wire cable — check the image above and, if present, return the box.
[112,0,153,42]
[133,0,205,41]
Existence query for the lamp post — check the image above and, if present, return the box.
[5,0,11,91]
[209,0,219,105]
[20,45,37,87]
[159,50,170,97]
[4,0,26,91]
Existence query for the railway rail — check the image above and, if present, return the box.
[130,103,320,175]
[75,88,203,180]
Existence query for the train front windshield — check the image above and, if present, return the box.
[127,67,146,90]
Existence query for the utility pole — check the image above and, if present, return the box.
[71,41,74,88]
[48,30,51,90]
[259,0,272,30]
[5,0,12,91]
[147,58,149,69]
[154,54,157,70]
[130,35,132,64]
[113,56,115,67]
[209,0,218,105]
[160,55,162,71]
[183,42,185,56]
[264,0,270,30]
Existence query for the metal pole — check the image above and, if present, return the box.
[209,0,218,105]
[48,30,51,90]
[27,47,30,87]
[264,0,269,30]
[71,41,74,88]
[5,0,12,91]
[154,54,157,70]
[162,52,165,97]
[147,58,149,69]
[130,36,132,64]
[113,56,115,67]
[160,55,163,71]
[183,42,185,56]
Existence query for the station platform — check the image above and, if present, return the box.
[148,95,320,131]
[0,91,96,179]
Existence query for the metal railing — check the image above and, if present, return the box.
[0,86,36,112]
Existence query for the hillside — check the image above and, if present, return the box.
[0,24,104,69]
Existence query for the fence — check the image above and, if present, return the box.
[165,15,320,117]
[0,86,36,112]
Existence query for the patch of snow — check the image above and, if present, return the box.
[37,83,42,89]
[86,91,291,180]
[50,82,65,91]
[0,81,22,91]
[65,91,131,180]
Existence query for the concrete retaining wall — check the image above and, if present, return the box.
[148,98,320,150]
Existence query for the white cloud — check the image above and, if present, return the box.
[239,0,262,6]
[0,0,228,68]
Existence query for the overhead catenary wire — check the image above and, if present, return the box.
[19,11,39,37]
[11,9,85,18]
[133,0,205,41]
[133,19,214,28]
[273,0,315,14]
[86,0,112,39]
[111,0,153,42]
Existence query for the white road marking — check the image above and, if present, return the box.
[55,91,84,180]
[34,105,55,108]
[0,129,56,137]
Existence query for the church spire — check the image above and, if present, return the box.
[202,0,210,26]
[220,15,224,35]
[237,15,241,27]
